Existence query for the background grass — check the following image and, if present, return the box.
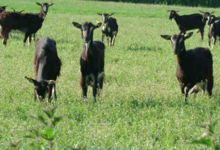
[1,0,220,149]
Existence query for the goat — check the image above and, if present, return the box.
[0,6,7,13]
[199,10,214,22]
[97,13,118,46]
[207,15,220,49]
[161,32,213,102]
[168,10,206,40]
[25,37,62,101]
[72,21,105,103]
[0,2,53,48]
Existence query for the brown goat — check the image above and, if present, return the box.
[161,32,213,102]
[0,2,53,49]
[25,37,61,101]
[72,21,105,103]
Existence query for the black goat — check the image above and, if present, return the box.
[97,13,118,46]
[72,21,105,103]
[161,32,213,102]
[207,15,220,49]
[25,37,62,101]
[168,10,206,40]
[0,2,53,48]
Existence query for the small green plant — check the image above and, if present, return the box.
[7,139,22,150]
[190,116,220,150]
[25,105,63,150]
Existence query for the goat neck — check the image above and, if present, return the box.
[102,22,108,32]
[173,14,181,24]
[83,39,93,61]
[39,7,47,19]
[176,46,187,67]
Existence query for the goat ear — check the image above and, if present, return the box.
[72,22,81,29]
[25,76,37,85]
[109,13,114,16]
[44,80,56,85]
[36,2,42,6]
[160,35,171,40]
[12,8,15,12]
[97,13,102,16]
[49,3,53,7]
[95,21,102,28]
[211,11,215,14]
[184,32,193,39]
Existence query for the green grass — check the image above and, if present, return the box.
[1,0,220,149]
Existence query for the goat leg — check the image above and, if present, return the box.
[211,36,216,49]
[112,34,117,46]
[81,75,88,99]
[107,37,109,46]
[34,90,37,101]
[98,72,104,97]
[3,39,7,46]
[28,35,32,50]
[23,33,30,46]
[202,81,206,95]
[48,84,53,102]
[53,84,57,100]
[184,84,195,102]
[110,36,113,46]
[207,74,213,96]
[199,29,204,40]
[32,33,36,41]
[92,74,98,103]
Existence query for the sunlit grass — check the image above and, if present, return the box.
[0,0,220,149]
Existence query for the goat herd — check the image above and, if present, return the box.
[0,3,118,103]
[0,3,219,103]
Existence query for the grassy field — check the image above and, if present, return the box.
[1,0,220,149]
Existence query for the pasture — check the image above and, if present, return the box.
[1,0,220,149]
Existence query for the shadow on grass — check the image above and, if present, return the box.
[127,43,162,51]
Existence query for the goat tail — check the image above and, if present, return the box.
[56,57,62,77]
